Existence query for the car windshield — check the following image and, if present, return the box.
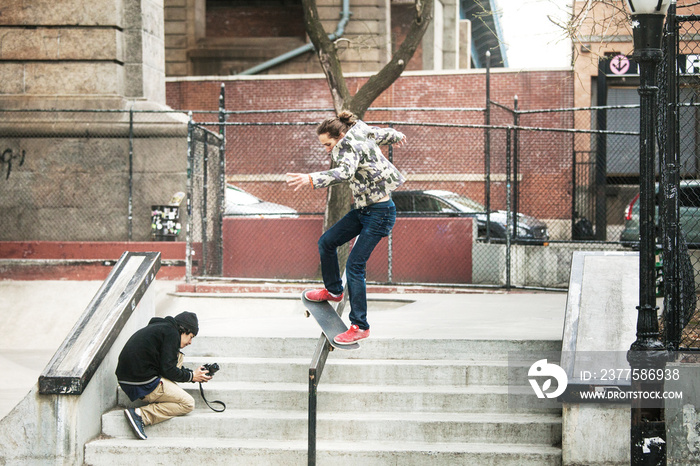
[437,192,485,213]
[226,185,262,205]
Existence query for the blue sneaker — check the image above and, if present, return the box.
[124,408,147,440]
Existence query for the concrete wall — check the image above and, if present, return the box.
[0,283,155,465]
[666,363,700,464]
[166,0,393,76]
[0,0,188,242]
[0,119,189,241]
[0,0,165,106]
[472,242,626,288]
[559,251,640,465]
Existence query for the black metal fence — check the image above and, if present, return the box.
[657,10,700,350]
[187,118,225,278]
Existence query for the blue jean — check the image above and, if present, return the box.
[318,200,397,330]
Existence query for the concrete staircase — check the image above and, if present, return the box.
[85,336,562,465]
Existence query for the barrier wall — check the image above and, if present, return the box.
[222,216,474,284]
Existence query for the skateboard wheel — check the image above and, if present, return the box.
[304,310,310,318]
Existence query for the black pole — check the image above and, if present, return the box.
[202,136,209,274]
[308,367,317,466]
[505,128,512,290]
[513,95,519,240]
[627,10,669,466]
[387,124,394,284]
[185,112,194,283]
[595,61,609,241]
[663,2,680,349]
[572,150,578,239]
[128,108,134,241]
[484,50,491,240]
[217,83,226,276]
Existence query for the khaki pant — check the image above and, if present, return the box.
[139,353,195,426]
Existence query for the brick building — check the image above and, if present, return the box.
[570,0,700,238]
[163,0,507,77]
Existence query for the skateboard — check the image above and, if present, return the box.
[302,289,359,350]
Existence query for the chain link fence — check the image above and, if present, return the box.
[0,109,191,242]
[3,99,696,319]
[656,12,700,350]
[187,119,225,277]
[185,104,645,289]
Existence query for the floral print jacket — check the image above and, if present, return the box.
[310,121,406,208]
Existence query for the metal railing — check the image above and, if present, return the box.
[307,282,350,465]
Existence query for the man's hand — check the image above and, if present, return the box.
[192,366,213,383]
[286,173,311,191]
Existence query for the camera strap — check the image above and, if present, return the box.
[199,383,226,412]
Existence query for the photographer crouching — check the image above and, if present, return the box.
[115,311,212,440]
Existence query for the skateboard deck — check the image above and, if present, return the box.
[302,289,359,350]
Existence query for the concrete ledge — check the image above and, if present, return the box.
[0,256,161,465]
[0,242,186,280]
[0,241,185,260]
[38,251,160,394]
[560,251,639,395]
[560,251,639,466]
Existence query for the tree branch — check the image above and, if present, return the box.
[302,0,351,112]
[350,0,434,116]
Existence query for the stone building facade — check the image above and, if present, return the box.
[163,0,475,77]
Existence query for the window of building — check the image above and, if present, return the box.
[206,0,305,39]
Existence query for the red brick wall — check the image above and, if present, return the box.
[166,70,574,220]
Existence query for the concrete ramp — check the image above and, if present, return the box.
[560,251,641,465]
[561,251,640,385]
[0,251,161,465]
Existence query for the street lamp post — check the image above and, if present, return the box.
[623,0,671,464]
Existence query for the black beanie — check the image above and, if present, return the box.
[174,311,199,336]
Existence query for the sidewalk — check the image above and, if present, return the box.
[0,279,567,420]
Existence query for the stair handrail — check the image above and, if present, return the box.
[308,277,349,466]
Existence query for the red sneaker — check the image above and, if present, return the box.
[305,288,343,303]
[334,324,370,345]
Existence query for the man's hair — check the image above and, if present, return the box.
[177,324,191,335]
[316,110,357,138]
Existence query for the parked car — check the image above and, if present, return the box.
[620,180,700,248]
[392,189,549,243]
[224,184,297,217]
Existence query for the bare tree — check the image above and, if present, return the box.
[302,0,434,240]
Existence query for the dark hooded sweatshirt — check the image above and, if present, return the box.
[115,316,193,400]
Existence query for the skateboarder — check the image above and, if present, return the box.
[286,111,406,345]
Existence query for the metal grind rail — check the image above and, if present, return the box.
[307,279,350,466]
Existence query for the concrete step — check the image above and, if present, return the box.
[102,408,562,445]
[118,381,557,414]
[188,336,562,360]
[94,332,563,464]
[184,356,523,386]
[85,437,562,466]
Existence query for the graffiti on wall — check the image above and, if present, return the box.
[1,149,25,180]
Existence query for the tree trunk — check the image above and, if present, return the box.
[301,0,433,274]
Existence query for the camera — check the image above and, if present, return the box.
[202,362,220,376]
